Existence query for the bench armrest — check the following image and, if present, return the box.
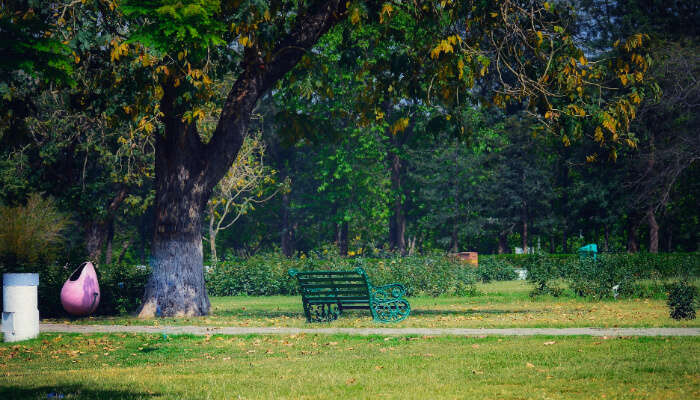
[371,283,407,301]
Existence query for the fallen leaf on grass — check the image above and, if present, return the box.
[374,365,383,370]
[543,341,556,346]
[471,344,480,349]
[526,362,535,368]
[346,378,356,385]
[472,370,483,375]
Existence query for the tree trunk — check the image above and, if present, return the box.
[562,229,569,253]
[139,87,213,318]
[104,219,115,266]
[388,149,406,254]
[85,221,108,263]
[603,225,610,252]
[648,207,659,253]
[280,192,294,257]
[521,205,528,254]
[208,210,218,263]
[497,232,509,254]
[450,224,459,253]
[626,216,640,253]
[338,221,348,256]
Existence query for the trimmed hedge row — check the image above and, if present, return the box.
[205,253,480,297]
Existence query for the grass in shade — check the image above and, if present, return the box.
[0,333,698,399]
[45,281,699,328]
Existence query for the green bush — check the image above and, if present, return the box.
[475,257,517,283]
[667,281,697,320]
[525,254,566,297]
[0,194,70,272]
[206,253,478,297]
[96,263,150,315]
[516,252,700,299]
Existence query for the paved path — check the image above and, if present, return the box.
[37,324,700,337]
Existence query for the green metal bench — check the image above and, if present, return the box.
[288,267,410,323]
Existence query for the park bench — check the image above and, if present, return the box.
[288,267,410,323]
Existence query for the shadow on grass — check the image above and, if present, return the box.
[0,384,159,399]
[211,307,540,319]
[411,308,541,316]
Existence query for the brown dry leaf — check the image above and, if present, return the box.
[472,370,484,375]
[543,341,556,346]
[423,353,434,357]
[526,362,535,368]
[374,365,383,370]
[471,344,480,349]
[346,378,356,385]
[327,342,338,346]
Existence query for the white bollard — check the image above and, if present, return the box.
[2,273,40,342]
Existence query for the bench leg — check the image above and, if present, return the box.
[305,303,341,323]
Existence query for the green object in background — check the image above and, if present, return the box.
[289,267,410,323]
[577,244,598,261]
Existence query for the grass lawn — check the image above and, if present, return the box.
[1,333,698,399]
[46,281,700,328]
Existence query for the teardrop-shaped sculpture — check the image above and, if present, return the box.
[60,262,100,316]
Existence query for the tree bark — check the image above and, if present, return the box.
[280,192,295,257]
[521,205,528,254]
[648,207,659,253]
[603,225,610,252]
[626,216,640,253]
[208,210,218,263]
[338,220,348,256]
[84,188,127,263]
[498,233,508,254]
[450,225,459,253]
[388,149,406,254]
[139,1,349,317]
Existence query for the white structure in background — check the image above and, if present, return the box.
[2,273,40,342]
[514,269,528,280]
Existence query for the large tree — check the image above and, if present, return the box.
[113,0,651,316]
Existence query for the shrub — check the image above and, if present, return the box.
[526,254,565,297]
[475,257,517,283]
[96,263,150,315]
[0,194,70,272]
[667,281,697,320]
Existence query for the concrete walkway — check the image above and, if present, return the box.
[38,323,700,337]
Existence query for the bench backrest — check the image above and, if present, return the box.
[289,268,371,309]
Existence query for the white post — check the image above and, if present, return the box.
[2,273,40,342]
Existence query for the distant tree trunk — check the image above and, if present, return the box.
[498,232,509,254]
[665,228,673,252]
[208,211,218,263]
[562,229,569,253]
[549,235,555,253]
[85,221,108,263]
[104,219,115,266]
[603,225,610,252]
[84,188,127,264]
[450,224,459,253]
[388,148,406,254]
[648,207,659,253]
[116,237,133,265]
[521,205,528,253]
[280,192,295,257]
[626,216,640,253]
[337,221,348,256]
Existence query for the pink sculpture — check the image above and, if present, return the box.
[60,262,100,316]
